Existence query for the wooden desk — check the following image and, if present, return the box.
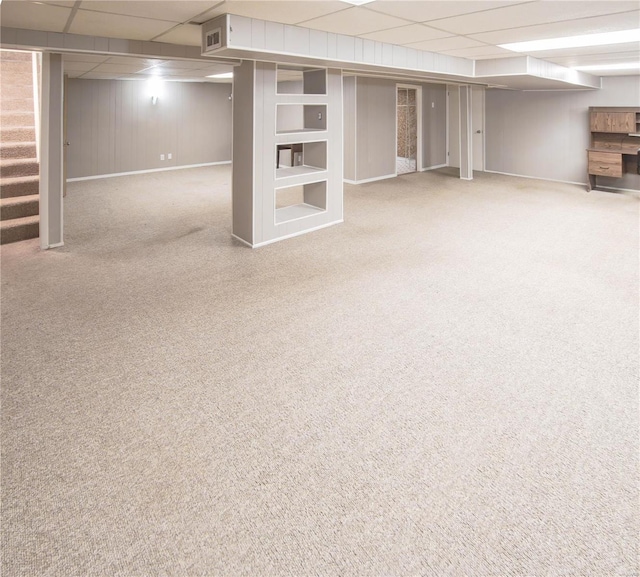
[587,107,640,192]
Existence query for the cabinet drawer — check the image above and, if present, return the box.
[588,151,622,177]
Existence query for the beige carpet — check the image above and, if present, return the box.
[1,166,638,576]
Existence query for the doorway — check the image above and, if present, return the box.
[396,85,420,175]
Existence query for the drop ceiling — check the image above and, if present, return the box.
[0,0,638,84]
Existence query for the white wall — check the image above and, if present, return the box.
[66,79,232,178]
[485,76,640,190]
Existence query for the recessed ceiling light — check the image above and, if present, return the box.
[572,62,640,71]
[340,0,376,6]
[206,72,233,79]
[499,29,640,52]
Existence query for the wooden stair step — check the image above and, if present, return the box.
[0,194,39,220]
[0,214,39,244]
[1,175,40,198]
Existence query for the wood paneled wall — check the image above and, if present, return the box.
[66,79,232,178]
[485,75,640,189]
[356,76,397,180]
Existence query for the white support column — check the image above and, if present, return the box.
[459,84,473,181]
[39,52,64,249]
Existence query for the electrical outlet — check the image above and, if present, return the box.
[432,102,435,108]
[160,154,165,161]
[318,112,322,120]
[168,153,172,160]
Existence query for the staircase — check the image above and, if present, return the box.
[0,50,39,244]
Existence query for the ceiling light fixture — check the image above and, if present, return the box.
[572,62,640,71]
[340,0,376,6]
[207,72,233,79]
[499,28,640,52]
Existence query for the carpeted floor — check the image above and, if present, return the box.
[1,165,638,576]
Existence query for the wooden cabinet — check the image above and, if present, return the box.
[590,111,636,133]
[588,150,623,177]
[587,107,640,191]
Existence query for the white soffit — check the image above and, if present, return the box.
[201,14,601,89]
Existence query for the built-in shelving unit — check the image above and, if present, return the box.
[587,107,640,192]
[231,61,343,247]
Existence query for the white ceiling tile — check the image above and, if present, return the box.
[151,24,202,46]
[442,45,516,59]
[405,36,488,52]
[77,2,219,23]
[92,62,154,74]
[367,1,528,23]
[532,42,640,62]
[78,72,130,79]
[143,59,212,70]
[62,61,100,73]
[469,11,640,45]
[68,9,178,40]
[431,2,640,35]
[300,6,411,36]
[0,1,72,33]
[360,23,451,44]
[218,1,349,26]
[547,49,640,67]
[63,53,111,64]
[103,57,165,66]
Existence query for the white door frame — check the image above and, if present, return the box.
[395,83,423,175]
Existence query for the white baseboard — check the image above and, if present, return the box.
[344,174,396,185]
[421,164,448,172]
[242,219,343,248]
[231,234,254,248]
[484,169,584,187]
[485,169,639,193]
[67,161,231,182]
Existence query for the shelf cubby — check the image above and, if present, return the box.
[275,141,327,182]
[276,66,326,95]
[275,181,327,224]
[276,104,327,134]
